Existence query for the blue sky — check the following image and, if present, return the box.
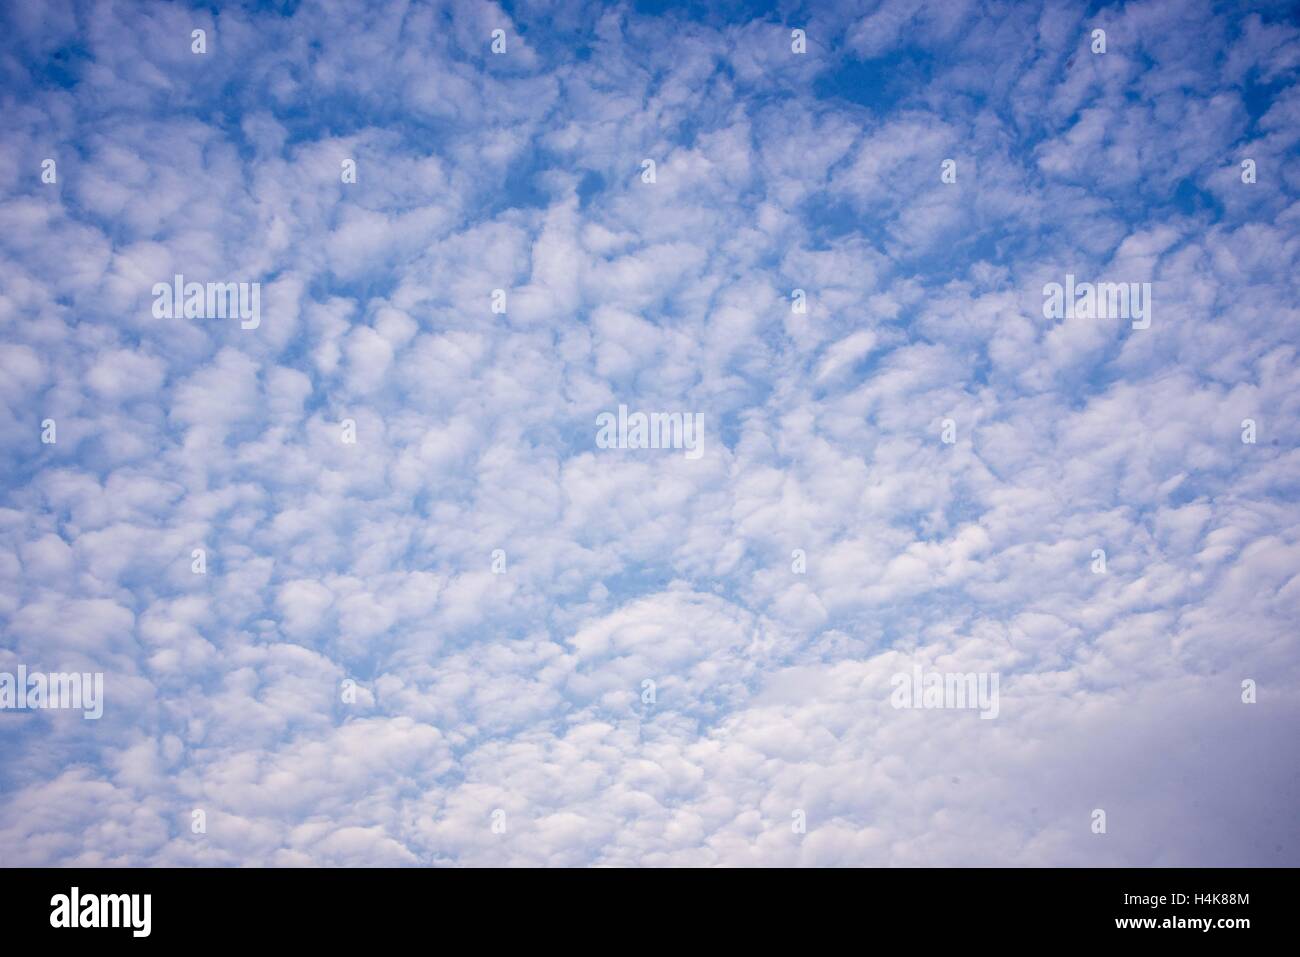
[1,0,1298,866]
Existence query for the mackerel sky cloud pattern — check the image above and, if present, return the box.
[1,0,1298,866]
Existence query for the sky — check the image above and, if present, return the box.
[0,0,1298,867]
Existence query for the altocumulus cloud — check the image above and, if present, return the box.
[0,0,1299,866]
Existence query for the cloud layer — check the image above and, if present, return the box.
[1,0,1298,866]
